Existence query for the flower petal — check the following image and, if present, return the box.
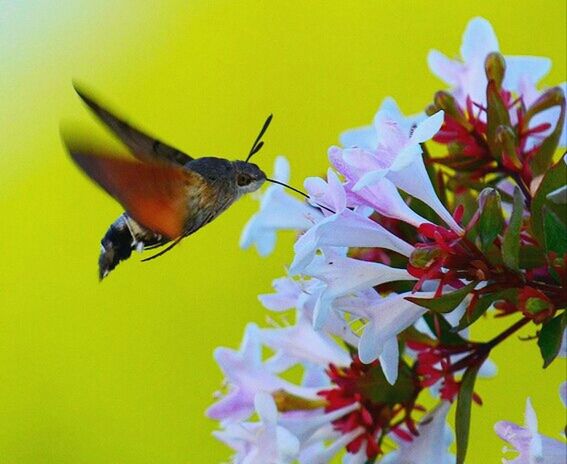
[409,110,445,144]
[353,169,388,190]
[427,50,462,86]
[460,17,499,64]
[255,392,278,424]
[379,337,400,385]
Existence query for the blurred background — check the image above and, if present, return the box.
[1,1,565,462]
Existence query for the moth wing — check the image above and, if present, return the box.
[67,148,210,239]
[74,83,193,166]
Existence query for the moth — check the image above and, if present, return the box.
[64,85,279,280]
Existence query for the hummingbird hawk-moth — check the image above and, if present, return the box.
[64,85,274,280]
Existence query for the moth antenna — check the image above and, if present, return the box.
[141,236,184,262]
[245,114,273,162]
[265,178,336,214]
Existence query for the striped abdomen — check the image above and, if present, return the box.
[98,213,166,280]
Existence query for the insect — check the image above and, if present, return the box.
[64,84,281,280]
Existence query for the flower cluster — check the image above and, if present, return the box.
[210,17,566,463]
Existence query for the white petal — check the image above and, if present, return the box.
[524,398,539,434]
[280,403,359,443]
[383,401,454,464]
[343,147,384,172]
[388,157,462,232]
[354,292,433,363]
[340,124,377,150]
[276,426,301,463]
[409,110,445,144]
[260,310,351,367]
[389,143,422,172]
[305,256,415,302]
[478,358,498,378]
[315,210,414,255]
[291,209,414,274]
[274,155,291,183]
[302,427,365,464]
[255,392,278,424]
[258,277,302,312]
[240,217,277,256]
[353,169,388,190]
[461,17,499,64]
[240,186,319,255]
[374,96,404,122]
[352,177,431,227]
[358,325,382,364]
[379,337,400,385]
[313,293,333,330]
[327,168,347,211]
[504,56,551,90]
[427,50,462,85]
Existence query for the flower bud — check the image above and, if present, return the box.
[425,103,440,116]
[434,91,472,130]
[495,125,523,170]
[525,86,566,122]
[409,246,442,269]
[478,188,505,251]
[519,287,555,323]
[485,52,506,88]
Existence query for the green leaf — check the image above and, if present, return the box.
[455,186,479,232]
[406,282,477,313]
[518,245,547,269]
[356,358,417,405]
[456,363,482,464]
[478,188,505,251]
[538,312,566,368]
[543,207,567,255]
[529,88,565,177]
[454,289,518,331]
[399,326,436,346]
[423,313,467,346]
[531,155,567,240]
[486,80,512,158]
[502,187,524,271]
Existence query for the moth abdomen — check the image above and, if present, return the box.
[98,213,166,280]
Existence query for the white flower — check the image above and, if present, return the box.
[259,309,352,371]
[301,252,416,330]
[495,397,567,464]
[335,290,436,384]
[381,401,455,464]
[207,324,320,423]
[340,96,424,151]
[289,204,414,275]
[214,392,300,464]
[240,156,323,256]
[428,17,551,106]
[345,111,461,233]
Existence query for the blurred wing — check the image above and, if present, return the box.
[67,148,209,239]
[74,83,193,165]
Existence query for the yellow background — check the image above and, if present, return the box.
[1,1,565,462]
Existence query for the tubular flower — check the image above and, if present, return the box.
[213,15,567,463]
[495,397,567,464]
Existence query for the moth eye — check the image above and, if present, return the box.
[237,174,252,186]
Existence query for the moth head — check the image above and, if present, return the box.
[232,160,266,193]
